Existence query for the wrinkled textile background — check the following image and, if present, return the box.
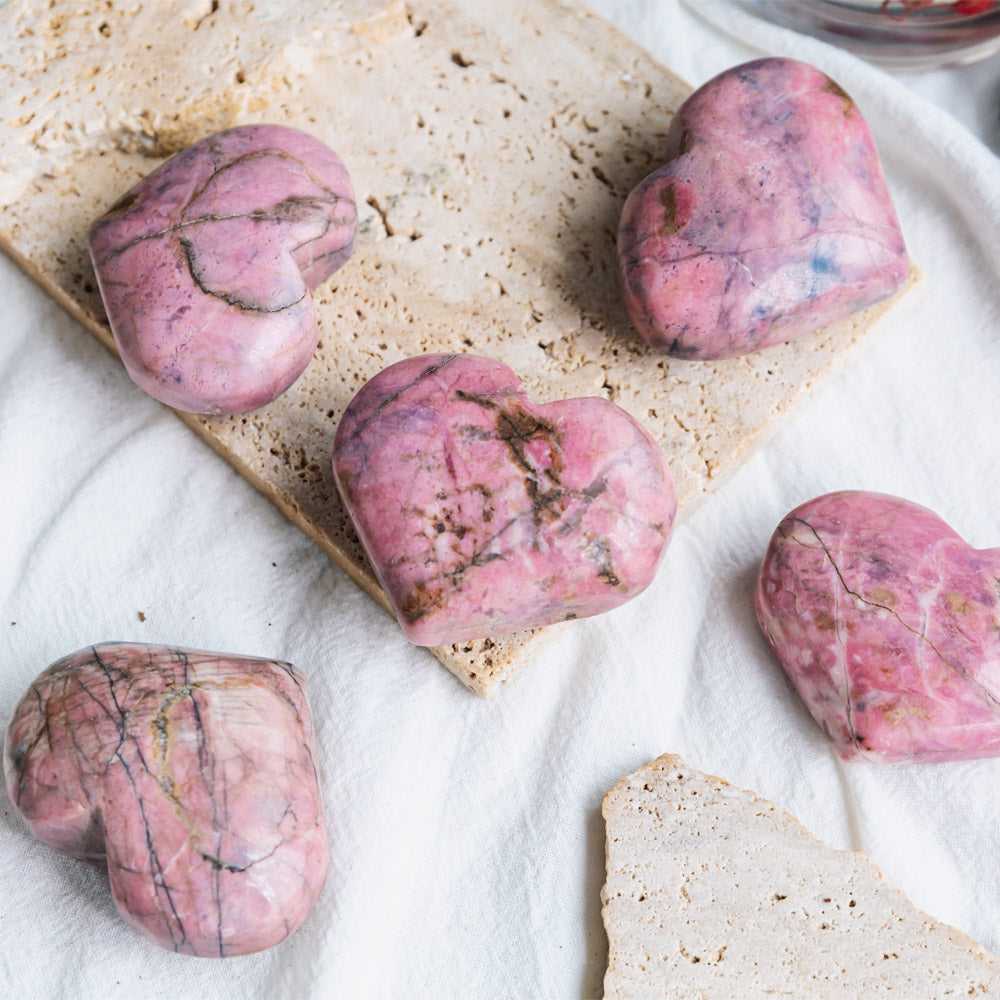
[2,2,999,996]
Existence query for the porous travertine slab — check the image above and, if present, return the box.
[602,755,1000,999]
[0,0,911,694]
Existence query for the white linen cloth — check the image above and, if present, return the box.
[1,2,999,996]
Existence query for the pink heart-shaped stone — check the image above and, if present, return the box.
[88,124,356,414]
[755,491,1000,763]
[4,643,327,955]
[333,354,678,647]
[618,58,909,360]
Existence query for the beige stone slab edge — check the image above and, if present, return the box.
[4,230,915,699]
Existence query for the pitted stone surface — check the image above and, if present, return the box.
[602,755,1000,997]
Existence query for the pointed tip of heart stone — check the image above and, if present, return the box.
[4,642,328,956]
[333,353,678,648]
[755,491,1000,763]
[618,58,909,361]
[88,124,357,415]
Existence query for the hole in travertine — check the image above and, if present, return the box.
[450,50,474,68]
[407,10,428,36]
[98,21,111,36]
[591,164,614,191]
[235,70,246,84]
[365,195,393,237]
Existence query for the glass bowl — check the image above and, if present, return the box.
[736,0,1000,69]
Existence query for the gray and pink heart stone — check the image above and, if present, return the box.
[3,643,327,956]
[756,492,1000,763]
[618,58,909,360]
[88,124,357,414]
[333,354,678,647]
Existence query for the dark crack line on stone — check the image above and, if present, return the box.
[13,685,53,805]
[100,193,348,261]
[179,234,308,313]
[113,746,188,952]
[394,476,626,623]
[789,518,1000,718]
[187,146,345,213]
[335,356,458,448]
[91,646,129,741]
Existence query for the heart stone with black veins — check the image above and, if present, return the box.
[3,643,328,956]
[88,124,357,414]
[333,354,678,647]
[618,58,908,360]
[756,492,1000,763]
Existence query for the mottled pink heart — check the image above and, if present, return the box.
[756,491,1000,762]
[88,124,356,414]
[4,643,327,956]
[618,58,909,360]
[333,354,678,648]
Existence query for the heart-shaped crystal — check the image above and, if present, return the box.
[88,124,356,414]
[333,354,678,647]
[4,643,327,955]
[756,491,1000,762]
[618,58,908,360]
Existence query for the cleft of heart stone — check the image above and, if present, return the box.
[88,124,357,415]
[755,491,1000,763]
[333,354,679,648]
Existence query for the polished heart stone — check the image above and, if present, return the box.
[3,643,327,956]
[88,124,356,414]
[755,492,1000,763]
[333,354,678,647]
[618,58,908,360]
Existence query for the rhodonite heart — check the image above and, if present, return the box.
[3,643,328,955]
[755,491,1000,763]
[618,58,909,360]
[333,354,678,647]
[88,124,357,414]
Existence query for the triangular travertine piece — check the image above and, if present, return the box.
[602,755,1000,999]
